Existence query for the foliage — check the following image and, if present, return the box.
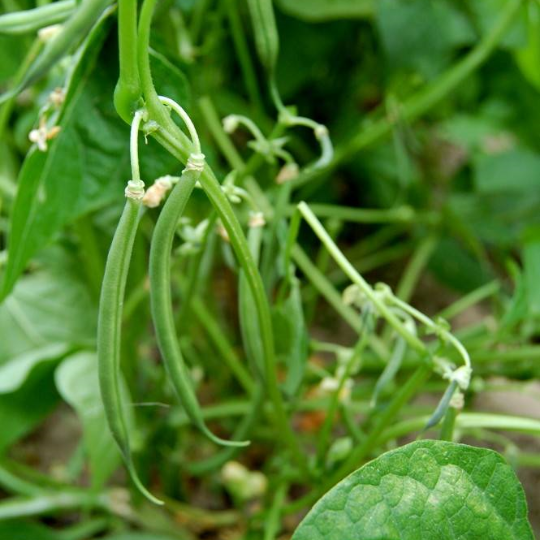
[0,0,539,538]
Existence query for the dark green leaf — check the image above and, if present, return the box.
[375,0,474,79]
[292,440,534,540]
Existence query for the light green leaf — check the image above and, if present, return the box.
[292,440,534,540]
[1,17,188,300]
[514,3,540,90]
[0,343,70,393]
[522,226,540,317]
[0,249,96,363]
[276,0,373,21]
[376,0,474,79]
[474,149,540,194]
[55,352,120,488]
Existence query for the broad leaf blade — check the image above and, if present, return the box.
[292,440,534,540]
[55,352,120,488]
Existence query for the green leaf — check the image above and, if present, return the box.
[522,226,540,317]
[292,440,534,540]
[375,0,474,79]
[55,352,120,488]
[0,248,96,362]
[0,369,59,453]
[0,343,70,393]
[514,3,540,90]
[0,12,113,300]
[1,19,189,300]
[275,0,373,22]
[474,149,540,194]
[0,521,58,540]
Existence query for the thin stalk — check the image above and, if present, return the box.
[287,204,416,225]
[198,95,273,217]
[263,481,288,540]
[224,0,263,112]
[298,202,426,354]
[292,244,388,359]
[191,295,255,395]
[0,490,109,520]
[395,235,437,302]
[437,280,500,320]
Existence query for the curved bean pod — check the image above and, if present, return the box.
[98,111,162,505]
[97,197,163,505]
[149,154,249,448]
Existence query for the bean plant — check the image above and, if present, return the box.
[0,0,539,538]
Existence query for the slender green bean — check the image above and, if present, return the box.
[150,154,248,447]
[98,111,162,505]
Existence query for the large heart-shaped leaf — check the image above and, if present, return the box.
[292,440,534,540]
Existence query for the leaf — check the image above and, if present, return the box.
[0,248,96,362]
[1,19,189,300]
[522,226,540,317]
[474,149,540,194]
[0,343,70,393]
[0,368,59,453]
[375,0,474,79]
[0,521,58,540]
[276,0,373,22]
[471,0,527,51]
[514,2,540,90]
[0,248,95,451]
[55,352,120,488]
[292,440,534,540]
[0,11,113,300]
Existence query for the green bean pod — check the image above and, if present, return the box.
[98,195,163,505]
[149,155,249,448]
[246,0,279,76]
[238,221,265,380]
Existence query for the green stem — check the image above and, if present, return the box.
[114,0,141,121]
[190,295,255,396]
[298,202,426,353]
[437,280,500,320]
[224,0,263,112]
[287,204,416,225]
[137,0,306,473]
[395,235,437,302]
[263,481,288,540]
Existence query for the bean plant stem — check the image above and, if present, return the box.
[298,202,427,353]
[136,0,307,473]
